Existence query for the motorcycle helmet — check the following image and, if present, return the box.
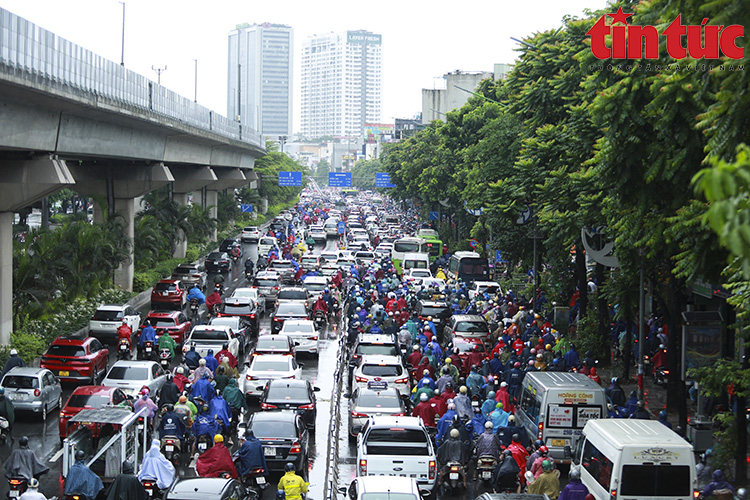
[569,468,581,481]
[213,434,224,443]
[534,439,544,449]
[285,462,295,472]
[449,429,460,438]
[484,421,493,430]
[277,490,287,500]
[542,460,552,471]
[28,478,39,489]
[539,446,549,455]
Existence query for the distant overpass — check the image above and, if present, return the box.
[0,7,267,343]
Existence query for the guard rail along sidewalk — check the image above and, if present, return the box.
[323,315,347,500]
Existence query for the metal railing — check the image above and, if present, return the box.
[0,7,262,147]
[323,316,348,500]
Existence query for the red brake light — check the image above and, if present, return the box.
[307,336,318,341]
[261,403,277,410]
[298,403,315,410]
[246,375,256,380]
[250,314,256,318]
[429,460,436,480]
[290,441,301,454]
[166,439,174,445]
[359,459,367,475]
[394,377,408,384]
[450,466,459,472]
[355,376,368,382]
[351,412,368,417]
[9,479,21,485]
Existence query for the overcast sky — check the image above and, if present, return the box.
[0,0,606,135]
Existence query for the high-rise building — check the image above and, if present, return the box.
[300,30,382,139]
[227,23,293,137]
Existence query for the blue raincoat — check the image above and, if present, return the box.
[191,374,214,404]
[209,395,232,430]
[235,435,268,476]
[435,409,457,447]
[204,350,219,372]
[65,460,104,500]
[192,412,221,440]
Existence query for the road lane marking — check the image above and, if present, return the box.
[49,448,64,463]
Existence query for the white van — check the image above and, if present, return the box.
[401,252,430,274]
[573,419,696,500]
[257,236,278,257]
[516,372,607,463]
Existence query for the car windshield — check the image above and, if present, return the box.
[251,419,296,438]
[266,384,310,402]
[191,330,228,341]
[252,360,290,372]
[620,465,691,496]
[278,291,308,301]
[304,282,327,293]
[456,342,485,353]
[356,253,374,259]
[254,279,279,287]
[283,323,315,335]
[409,270,431,277]
[357,392,401,408]
[361,364,403,377]
[421,306,448,316]
[271,262,294,270]
[154,283,177,292]
[276,303,308,315]
[357,344,399,357]
[2,376,38,389]
[174,266,198,274]
[478,285,500,294]
[394,242,420,252]
[257,338,290,349]
[151,318,177,328]
[260,238,275,245]
[209,318,239,328]
[106,366,149,380]
[207,252,223,260]
[366,428,427,443]
[92,310,123,321]
[223,304,254,315]
[47,345,86,357]
[301,257,317,264]
[455,321,488,333]
[361,494,416,500]
[232,290,256,299]
[66,394,110,408]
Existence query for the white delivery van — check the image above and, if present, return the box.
[516,372,607,463]
[573,419,696,500]
[401,252,430,274]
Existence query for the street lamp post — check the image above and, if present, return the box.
[119,2,125,66]
[193,59,198,102]
[152,65,167,85]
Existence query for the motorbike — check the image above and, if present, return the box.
[159,348,173,371]
[142,340,155,361]
[440,462,466,495]
[244,262,254,281]
[190,299,201,323]
[233,457,268,494]
[470,395,481,412]
[653,365,669,386]
[117,338,131,360]
[475,455,497,484]
[313,310,327,330]
[196,434,212,455]
[214,283,225,296]
[0,416,10,443]
[161,436,183,467]
[7,476,27,498]
[141,478,162,498]
[62,493,88,500]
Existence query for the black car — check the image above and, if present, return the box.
[244,411,309,474]
[258,379,320,429]
[269,219,286,235]
[205,251,230,273]
[268,260,297,285]
[164,478,257,500]
[218,296,260,335]
[416,300,452,338]
[271,302,310,334]
[219,238,241,256]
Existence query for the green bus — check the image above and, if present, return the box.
[417,229,443,263]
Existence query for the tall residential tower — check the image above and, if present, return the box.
[228,23,293,137]
[300,30,382,139]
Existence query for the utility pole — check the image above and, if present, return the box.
[151,65,167,85]
[119,2,125,66]
[193,59,198,102]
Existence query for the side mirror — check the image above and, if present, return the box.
[313,386,321,392]
[564,445,572,459]
[343,393,350,398]
[299,362,305,368]
[243,361,250,367]
[255,386,265,392]
[338,487,348,495]
[294,342,301,346]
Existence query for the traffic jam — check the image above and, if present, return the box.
[0,186,699,500]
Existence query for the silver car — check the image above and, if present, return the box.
[1,367,62,420]
[352,355,410,397]
[346,384,406,437]
[240,355,303,399]
[101,360,168,399]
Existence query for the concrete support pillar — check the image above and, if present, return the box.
[205,189,218,242]
[92,201,104,224]
[173,192,189,259]
[0,212,12,345]
[113,198,135,291]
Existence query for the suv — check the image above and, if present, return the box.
[219,296,260,336]
[204,251,230,273]
[40,336,109,384]
[268,260,297,285]
[150,279,188,310]
[241,226,261,243]
[139,310,192,344]
[219,238,242,256]
[468,281,502,300]
[443,314,491,344]
[356,416,437,494]
[252,271,282,303]
[184,325,239,358]
[353,355,410,396]
[89,304,141,343]
[171,264,207,291]
[415,300,452,338]
[258,237,278,257]
[276,287,312,312]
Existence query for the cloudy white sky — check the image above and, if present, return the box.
[0,0,607,134]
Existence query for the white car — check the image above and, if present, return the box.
[354,251,377,266]
[403,268,433,283]
[89,304,141,343]
[231,287,266,315]
[310,226,327,241]
[102,360,168,398]
[468,280,502,300]
[342,475,424,500]
[241,354,303,399]
[184,325,239,358]
[258,236,278,257]
[302,276,329,295]
[279,319,319,356]
[241,226,261,243]
[353,355,410,396]
[319,251,339,265]
[413,277,447,290]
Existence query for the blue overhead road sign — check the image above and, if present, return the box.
[329,172,352,187]
[240,204,253,213]
[375,172,396,188]
[278,171,303,186]
[429,211,439,221]
[338,221,346,235]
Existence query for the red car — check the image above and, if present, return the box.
[453,338,489,376]
[138,310,192,344]
[40,336,109,384]
[58,385,131,440]
[150,279,187,310]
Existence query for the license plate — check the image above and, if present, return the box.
[551,439,566,446]
[9,490,19,498]
[59,371,69,376]
[166,445,174,452]
[162,292,168,296]
[120,345,127,350]
[449,473,458,480]
[482,471,491,479]
[263,447,275,456]
[146,489,153,496]
[256,477,266,485]
[146,348,152,353]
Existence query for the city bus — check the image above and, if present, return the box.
[342,188,358,198]
[447,251,490,283]
[417,229,443,264]
[391,236,428,274]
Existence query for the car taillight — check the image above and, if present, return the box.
[351,412,368,417]
[394,377,408,384]
[298,403,314,410]
[246,375,257,380]
[250,314,256,318]
[273,287,280,291]
[34,389,41,397]
[284,375,296,379]
[393,412,405,416]
[359,459,367,475]
[274,318,283,322]
[693,490,700,498]
[289,441,301,454]
[252,353,260,356]
[261,403,277,410]
[355,376,368,382]
[307,336,318,341]
[428,460,436,480]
